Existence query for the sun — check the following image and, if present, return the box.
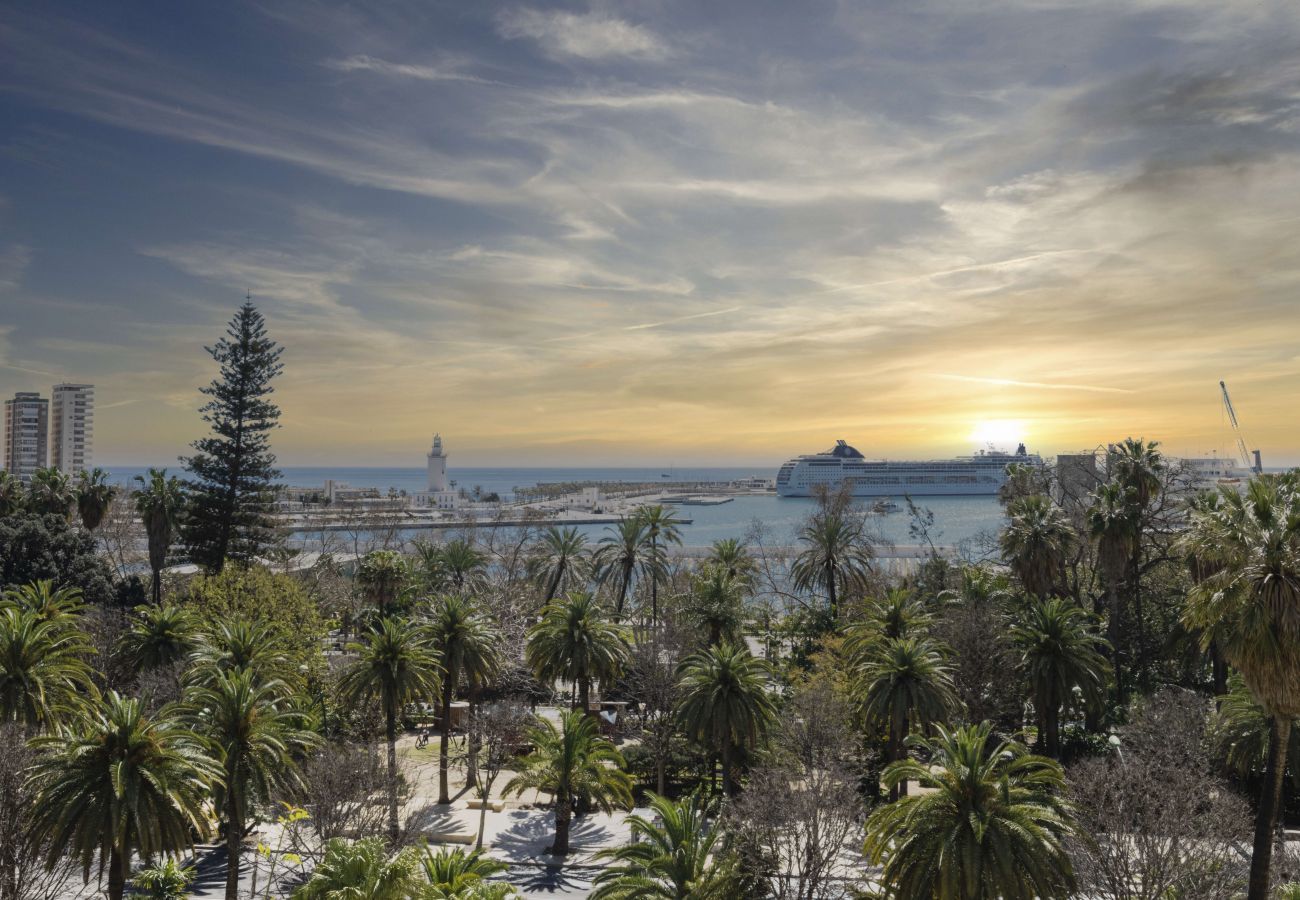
[969,419,1026,449]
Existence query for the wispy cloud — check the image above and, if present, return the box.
[323,54,494,85]
[497,8,669,61]
[935,375,1135,394]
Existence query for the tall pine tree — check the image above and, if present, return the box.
[182,301,284,574]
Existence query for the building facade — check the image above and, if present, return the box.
[50,383,94,476]
[4,392,50,480]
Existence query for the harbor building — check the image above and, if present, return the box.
[50,383,94,476]
[416,433,460,510]
[4,391,49,480]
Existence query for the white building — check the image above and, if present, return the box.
[51,383,94,476]
[3,392,49,480]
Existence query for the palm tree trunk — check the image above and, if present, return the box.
[722,741,734,797]
[826,565,837,624]
[552,788,571,854]
[578,676,590,714]
[545,564,564,604]
[467,678,481,789]
[107,847,126,900]
[1106,583,1125,703]
[1211,642,1229,698]
[439,675,456,805]
[150,564,162,605]
[650,534,659,628]
[386,705,401,842]
[1046,704,1061,759]
[1248,717,1291,900]
[224,798,242,900]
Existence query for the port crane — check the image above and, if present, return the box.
[1220,380,1263,474]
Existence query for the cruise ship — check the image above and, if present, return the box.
[776,440,1042,497]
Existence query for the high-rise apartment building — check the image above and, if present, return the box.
[51,383,94,476]
[4,392,49,480]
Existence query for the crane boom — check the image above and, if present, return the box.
[1220,380,1260,473]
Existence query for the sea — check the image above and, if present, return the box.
[103,466,1006,550]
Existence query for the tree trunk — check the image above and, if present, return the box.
[545,564,563,605]
[578,676,590,714]
[439,673,456,805]
[467,679,481,790]
[1046,704,1061,759]
[107,847,125,900]
[476,786,489,851]
[1106,583,1125,704]
[1248,717,1291,900]
[225,796,241,900]
[150,564,163,605]
[552,790,571,854]
[721,741,734,797]
[1211,642,1229,699]
[386,706,401,842]
[826,567,837,624]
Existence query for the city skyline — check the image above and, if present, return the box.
[3,2,1300,467]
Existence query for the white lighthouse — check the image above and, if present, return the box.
[427,433,448,492]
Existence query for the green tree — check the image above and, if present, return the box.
[0,606,94,730]
[120,604,200,673]
[133,468,187,605]
[339,617,442,841]
[188,619,295,688]
[1087,481,1139,697]
[74,468,117,533]
[1212,673,1300,787]
[681,565,745,648]
[503,709,633,855]
[592,791,737,899]
[706,538,757,585]
[633,505,683,626]
[594,518,656,619]
[0,512,115,604]
[864,723,1077,900]
[528,526,590,606]
[1000,495,1075,599]
[185,669,316,900]
[28,693,221,900]
[1183,474,1300,900]
[436,539,489,595]
[857,636,958,799]
[0,471,24,517]
[846,588,934,663]
[292,838,419,900]
[1011,598,1110,758]
[428,594,501,805]
[358,550,409,616]
[675,642,777,795]
[26,468,74,520]
[789,511,873,624]
[182,301,284,574]
[526,591,630,712]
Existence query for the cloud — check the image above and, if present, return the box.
[935,375,1135,394]
[497,8,669,60]
[322,54,494,84]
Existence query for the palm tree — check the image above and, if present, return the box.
[789,511,873,623]
[74,467,117,532]
[1,579,85,621]
[857,636,958,799]
[1110,437,1163,508]
[131,859,195,900]
[417,846,508,896]
[1212,673,1300,786]
[863,723,1077,900]
[120,604,200,673]
[1000,495,1076,599]
[846,588,934,663]
[528,526,590,605]
[133,469,187,605]
[592,791,736,899]
[681,565,745,648]
[27,467,74,519]
[0,469,25,517]
[28,692,222,900]
[428,594,501,805]
[357,549,409,616]
[526,591,630,712]
[1087,481,1139,696]
[503,710,633,855]
[339,617,442,841]
[0,606,95,730]
[594,518,655,619]
[1011,598,1110,759]
[634,505,683,626]
[184,670,317,900]
[675,642,776,795]
[706,538,757,585]
[438,539,489,594]
[293,838,419,900]
[1183,474,1300,900]
[187,619,293,687]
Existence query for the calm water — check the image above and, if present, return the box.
[105,466,1005,548]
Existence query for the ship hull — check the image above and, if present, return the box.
[775,441,1041,499]
[776,481,1002,498]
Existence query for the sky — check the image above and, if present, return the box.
[1,0,1299,468]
